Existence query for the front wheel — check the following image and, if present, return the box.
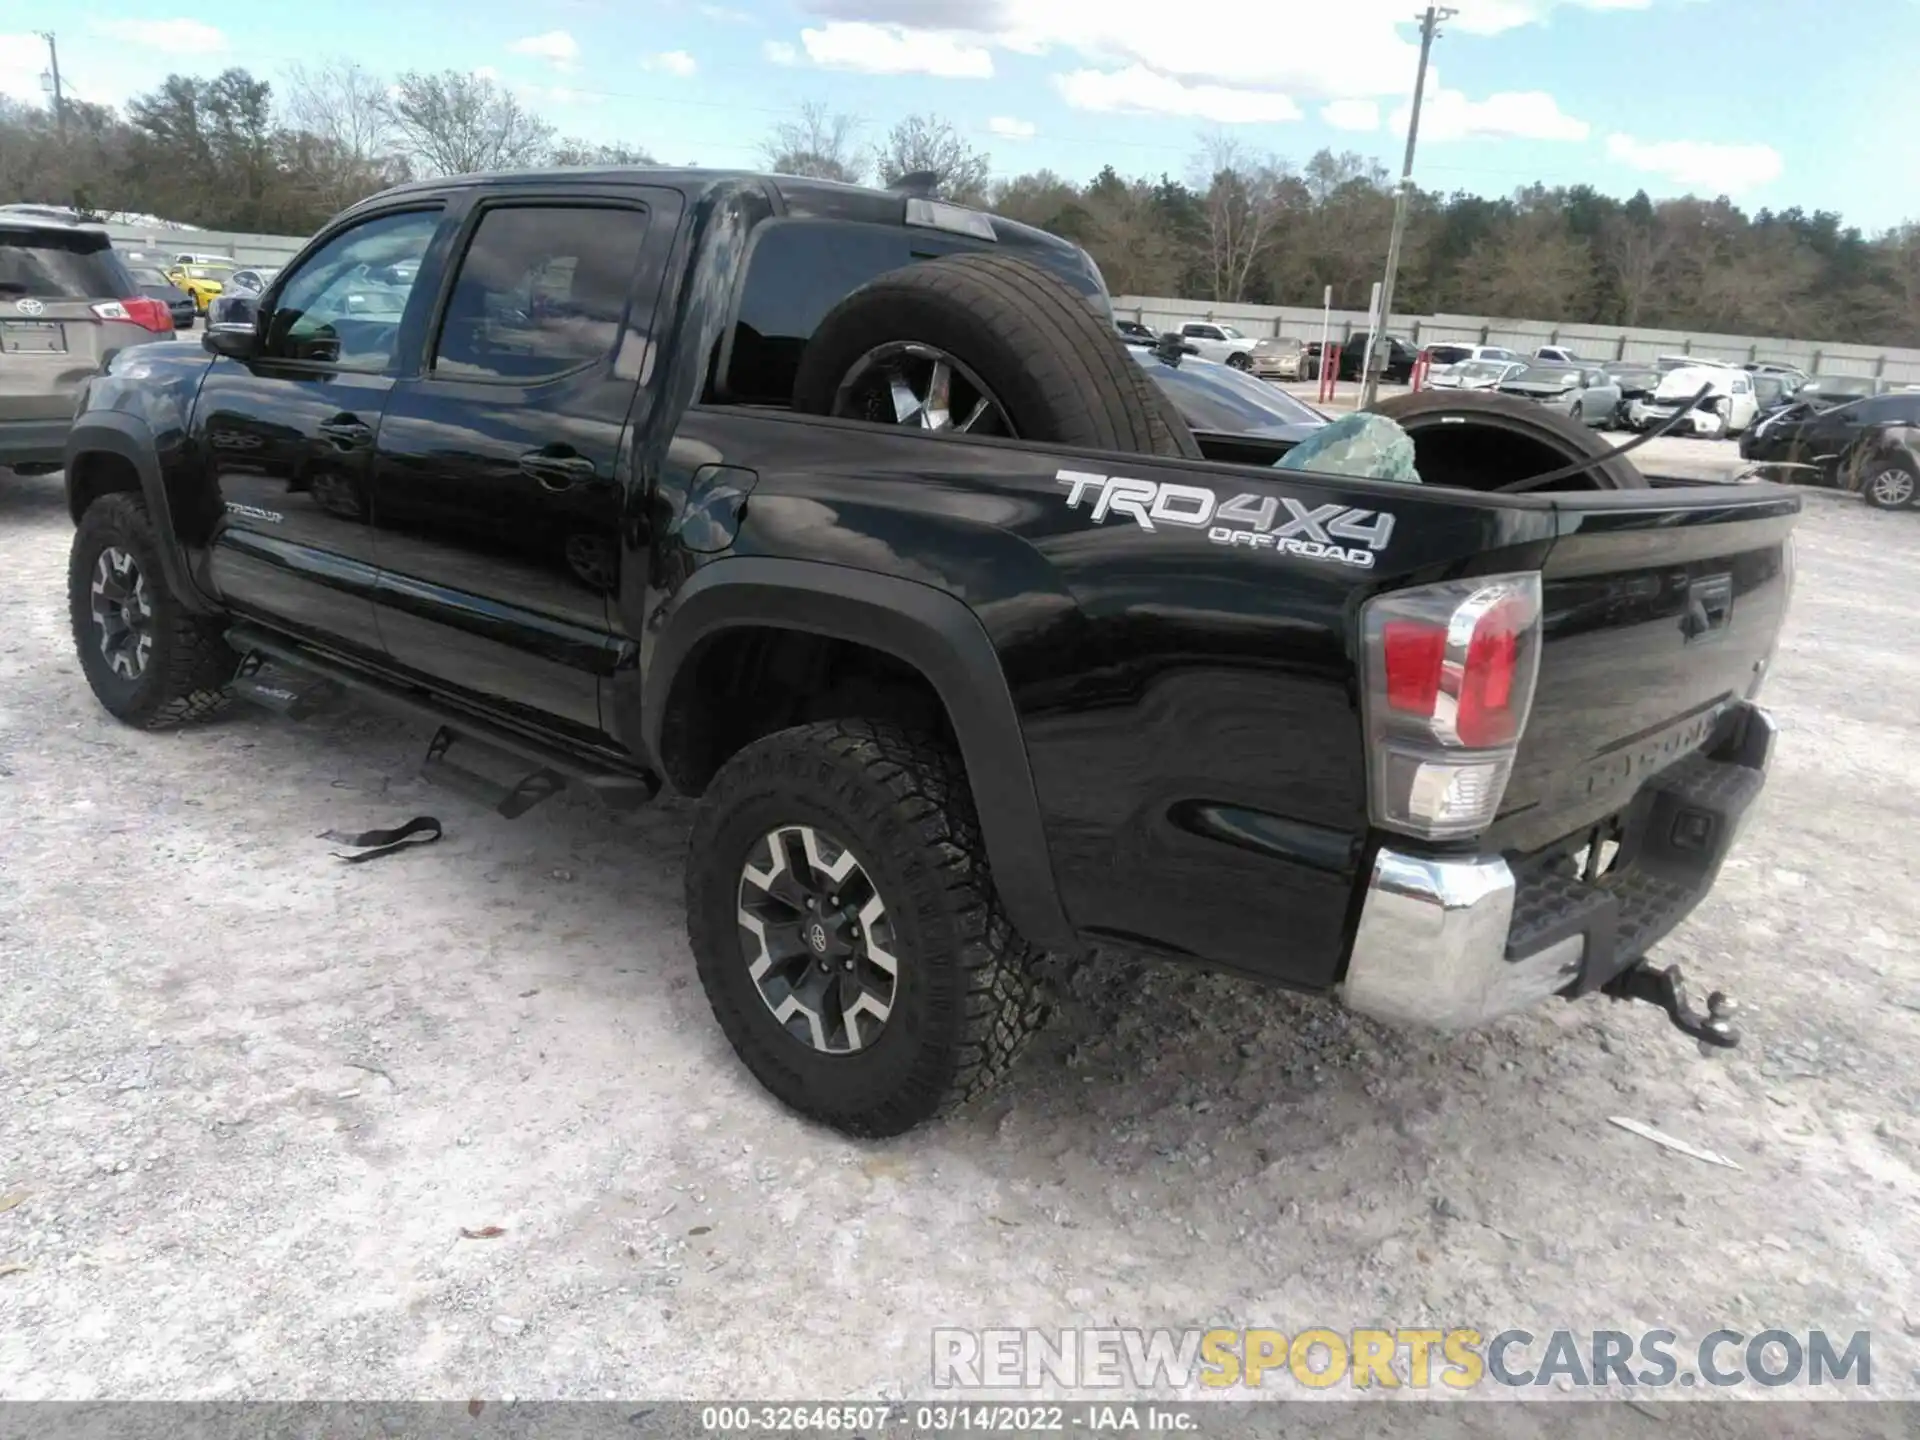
[68,493,235,727]
[1226,352,1252,372]
[686,720,1050,1136]
[1861,457,1919,510]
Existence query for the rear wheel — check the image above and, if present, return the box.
[1861,457,1918,510]
[686,719,1050,1136]
[68,493,234,727]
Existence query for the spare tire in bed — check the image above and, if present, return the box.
[1367,388,1648,491]
[791,252,1201,459]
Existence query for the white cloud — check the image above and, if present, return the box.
[1321,98,1381,132]
[987,115,1037,139]
[763,40,800,64]
[648,50,698,76]
[87,18,228,55]
[799,22,993,77]
[1055,65,1301,124]
[508,29,581,71]
[1606,132,1784,192]
[1392,86,1590,142]
[794,0,1652,113]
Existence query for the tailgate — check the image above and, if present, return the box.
[1488,485,1798,854]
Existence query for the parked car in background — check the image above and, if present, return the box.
[1174,320,1256,369]
[165,262,235,316]
[1745,361,1809,384]
[1428,359,1525,392]
[170,251,234,267]
[1629,362,1759,436]
[1796,375,1879,406]
[1248,334,1306,380]
[1421,342,1474,369]
[1114,318,1157,346]
[224,266,280,297]
[1338,334,1418,382]
[125,263,197,330]
[1127,344,1328,444]
[1462,344,1523,365]
[1497,364,1621,429]
[1601,361,1661,427]
[1533,345,1583,364]
[1,211,174,475]
[1741,391,1920,507]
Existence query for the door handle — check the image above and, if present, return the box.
[517,450,599,491]
[317,417,373,448]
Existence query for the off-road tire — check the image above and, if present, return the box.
[791,252,1201,458]
[69,493,234,727]
[1368,388,1649,491]
[686,719,1050,1136]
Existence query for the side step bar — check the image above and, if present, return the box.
[226,624,661,818]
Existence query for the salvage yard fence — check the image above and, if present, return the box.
[104,223,1920,386]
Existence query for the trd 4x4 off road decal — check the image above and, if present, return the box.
[1055,469,1394,569]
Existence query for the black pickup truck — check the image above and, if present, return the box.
[61,168,1798,1136]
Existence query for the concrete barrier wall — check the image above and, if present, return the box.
[1115,296,1920,386]
[101,222,1920,385]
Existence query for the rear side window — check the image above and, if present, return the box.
[0,227,134,299]
[725,219,1102,404]
[432,204,651,382]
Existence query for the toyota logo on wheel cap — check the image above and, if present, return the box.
[14,298,44,316]
[807,922,829,954]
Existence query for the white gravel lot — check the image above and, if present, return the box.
[2,469,1917,1407]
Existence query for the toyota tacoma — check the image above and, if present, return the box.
[61,168,1797,1135]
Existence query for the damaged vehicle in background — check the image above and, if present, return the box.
[1740,390,1920,508]
[1600,360,1661,429]
[1496,364,1622,429]
[1628,362,1759,437]
[1428,358,1525,392]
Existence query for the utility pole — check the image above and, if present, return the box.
[1360,5,1454,410]
[37,31,66,140]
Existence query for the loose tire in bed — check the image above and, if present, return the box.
[1369,388,1649,491]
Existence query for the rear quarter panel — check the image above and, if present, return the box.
[651,408,1559,988]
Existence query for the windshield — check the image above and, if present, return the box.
[1217,325,1244,339]
[127,265,171,287]
[1458,361,1508,378]
[183,266,230,280]
[1130,349,1324,433]
[1514,365,1578,386]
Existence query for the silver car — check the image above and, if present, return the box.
[1249,335,1307,380]
[1496,364,1623,429]
[2,213,175,476]
[1428,359,1525,391]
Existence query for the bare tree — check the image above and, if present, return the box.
[870,114,989,205]
[549,138,656,166]
[1454,208,1596,319]
[283,59,401,209]
[1194,133,1290,303]
[762,101,865,184]
[384,70,555,178]
[1601,212,1673,327]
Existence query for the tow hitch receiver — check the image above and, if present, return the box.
[1605,961,1740,1051]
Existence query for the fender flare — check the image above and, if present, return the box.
[645,557,1077,953]
[63,412,218,615]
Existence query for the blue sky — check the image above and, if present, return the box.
[2,0,1915,232]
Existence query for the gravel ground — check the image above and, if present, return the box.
[2,471,1917,1406]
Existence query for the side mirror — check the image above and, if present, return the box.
[203,320,259,361]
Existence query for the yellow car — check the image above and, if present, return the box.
[165,264,235,315]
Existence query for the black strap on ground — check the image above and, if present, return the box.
[318,815,443,863]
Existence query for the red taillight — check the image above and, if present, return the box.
[92,297,174,333]
[1456,595,1525,747]
[1360,574,1544,839]
[1383,620,1445,714]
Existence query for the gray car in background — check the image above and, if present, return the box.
[1497,363,1623,428]
[1,213,175,475]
